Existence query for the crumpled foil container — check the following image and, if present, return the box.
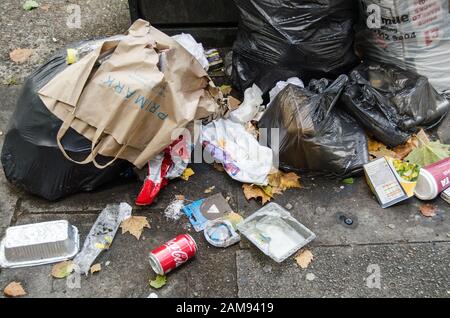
[0,220,79,268]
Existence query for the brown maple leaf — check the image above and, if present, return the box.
[419,204,437,217]
[295,249,314,269]
[242,184,272,205]
[120,216,150,240]
[3,282,27,297]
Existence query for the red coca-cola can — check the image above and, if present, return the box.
[149,234,197,275]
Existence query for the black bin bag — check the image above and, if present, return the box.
[259,75,369,177]
[232,0,359,94]
[341,62,450,148]
[1,41,130,201]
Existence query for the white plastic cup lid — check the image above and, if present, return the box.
[414,169,438,201]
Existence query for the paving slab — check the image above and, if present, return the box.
[0,210,238,298]
[236,177,450,246]
[19,163,241,214]
[236,243,450,298]
[0,0,130,83]
[0,85,23,237]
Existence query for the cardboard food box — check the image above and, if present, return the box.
[364,157,419,208]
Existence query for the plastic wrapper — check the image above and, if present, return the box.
[135,138,191,206]
[232,0,359,94]
[202,118,273,185]
[237,203,316,263]
[341,62,450,147]
[1,38,130,201]
[204,220,241,248]
[259,75,370,177]
[268,77,305,107]
[172,33,209,71]
[73,203,132,275]
[228,84,263,124]
[204,212,244,248]
[357,0,450,93]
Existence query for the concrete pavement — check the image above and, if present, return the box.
[0,0,449,298]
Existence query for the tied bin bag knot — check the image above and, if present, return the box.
[38,19,224,170]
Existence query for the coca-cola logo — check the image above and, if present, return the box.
[171,251,189,266]
[165,240,189,267]
[165,240,181,252]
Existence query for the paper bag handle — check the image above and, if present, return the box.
[56,113,127,168]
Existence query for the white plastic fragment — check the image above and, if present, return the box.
[228,84,263,124]
[164,199,185,221]
[268,77,305,106]
[202,118,273,185]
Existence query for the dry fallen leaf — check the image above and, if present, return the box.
[9,48,33,64]
[393,134,423,160]
[3,282,27,297]
[416,129,430,146]
[51,261,74,279]
[368,138,384,152]
[393,143,415,160]
[181,168,195,181]
[90,263,102,274]
[204,186,216,194]
[219,85,232,96]
[213,162,225,172]
[40,4,50,11]
[419,204,437,217]
[268,170,302,191]
[368,137,399,159]
[242,184,272,205]
[121,216,150,240]
[295,249,314,269]
[370,145,399,160]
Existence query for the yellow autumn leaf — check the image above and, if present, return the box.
[268,171,301,191]
[368,138,384,152]
[90,263,102,274]
[181,168,195,181]
[51,261,74,279]
[242,184,272,205]
[204,186,216,194]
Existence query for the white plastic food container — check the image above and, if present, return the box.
[237,203,316,263]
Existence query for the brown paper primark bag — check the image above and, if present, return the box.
[38,19,223,169]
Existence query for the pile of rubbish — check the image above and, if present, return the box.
[2,0,450,295]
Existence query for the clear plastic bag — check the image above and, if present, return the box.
[73,203,132,275]
[357,0,450,93]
